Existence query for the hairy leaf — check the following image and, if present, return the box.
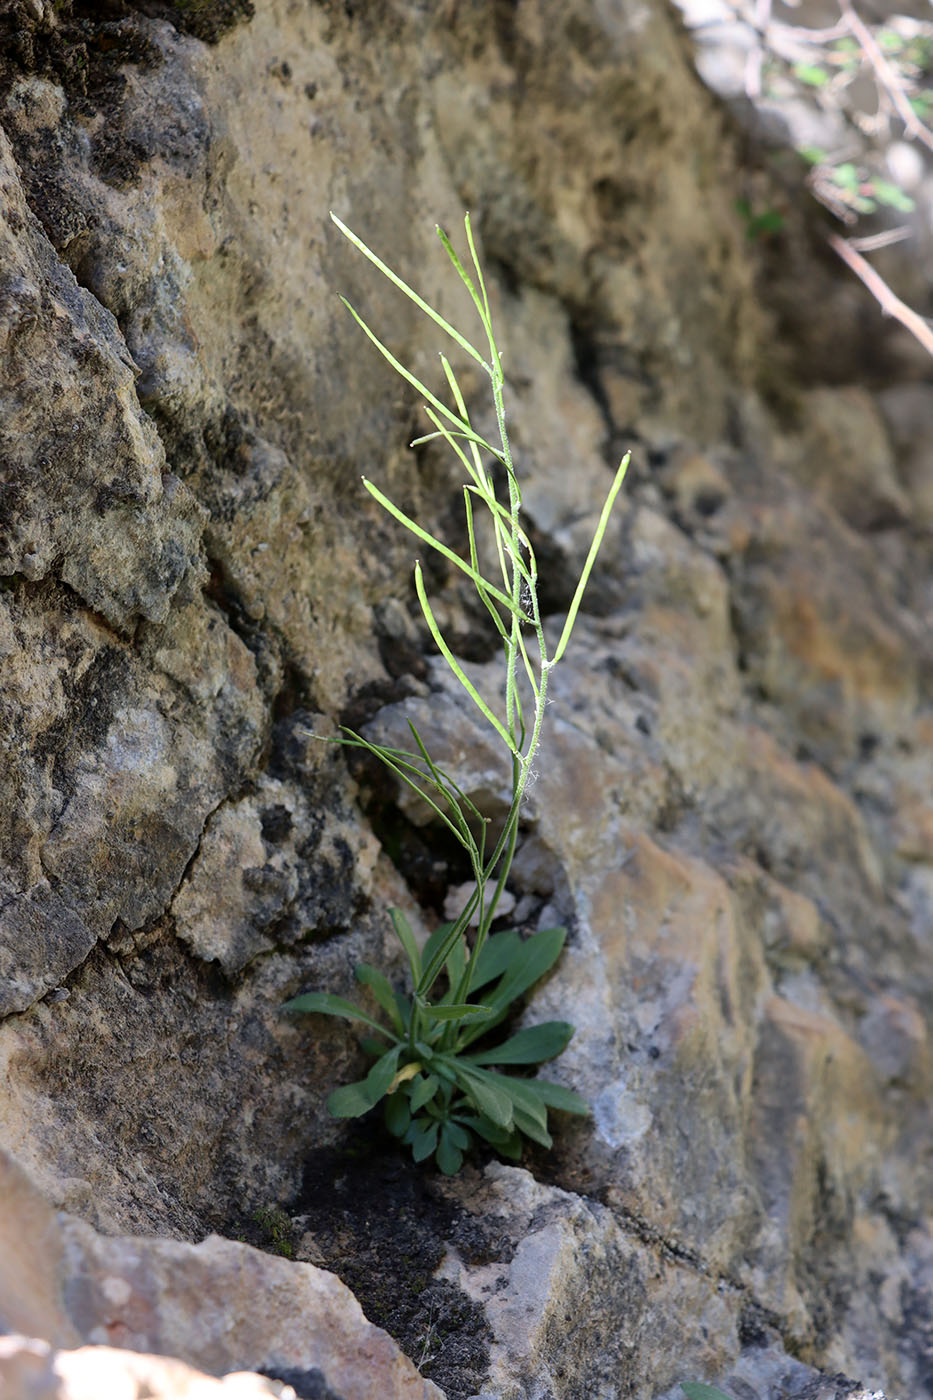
[405,1118,439,1164]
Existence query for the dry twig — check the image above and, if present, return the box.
[828,232,933,357]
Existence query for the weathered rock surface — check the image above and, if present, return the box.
[0,0,930,1397]
[0,1148,441,1400]
[0,1337,295,1400]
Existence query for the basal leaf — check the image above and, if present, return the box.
[445,1120,471,1151]
[282,991,394,1038]
[492,1075,548,1131]
[458,1113,522,1156]
[469,928,522,990]
[465,1021,574,1066]
[421,921,458,982]
[384,1093,412,1138]
[511,1104,552,1148]
[452,1063,515,1129]
[355,964,405,1034]
[327,1045,402,1119]
[437,1124,466,1175]
[517,1079,590,1116]
[459,928,567,1048]
[491,926,566,1007]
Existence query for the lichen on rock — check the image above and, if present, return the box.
[0,1,931,1398]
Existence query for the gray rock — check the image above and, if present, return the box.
[0,1,930,1397]
[0,1149,441,1400]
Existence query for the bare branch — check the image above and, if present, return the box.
[828,232,933,358]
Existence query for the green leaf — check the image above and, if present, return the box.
[460,927,568,1048]
[436,223,489,335]
[519,1079,590,1116]
[492,1075,548,1131]
[339,296,496,453]
[331,211,487,368]
[385,1093,412,1138]
[409,1073,440,1113]
[355,964,405,1035]
[552,453,629,664]
[870,180,915,213]
[469,928,522,989]
[451,1063,515,1128]
[793,62,829,86]
[282,991,394,1038]
[832,163,860,192]
[420,1000,491,1021]
[328,1045,403,1119]
[494,927,567,1003]
[362,477,518,617]
[681,1385,734,1400]
[465,1021,575,1066]
[389,908,422,983]
[436,1125,465,1175]
[445,1120,471,1151]
[458,1114,522,1155]
[511,1104,552,1148]
[405,1117,439,1163]
[415,562,519,756]
[422,921,458,978]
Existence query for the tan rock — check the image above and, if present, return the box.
[795,386,909,531]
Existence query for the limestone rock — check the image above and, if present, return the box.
[792,387,910,531]
[0,124,205,631]
[0,1149,442,1400]
[0,0,930,1397]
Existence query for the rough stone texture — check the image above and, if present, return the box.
[0,1337,295,1400]
[0,1148,441,1400]
[0,1,930,1398]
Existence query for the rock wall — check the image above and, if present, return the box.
[0,2,931,1398]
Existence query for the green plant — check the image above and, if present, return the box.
[284,212,628,1174]
[252,1205,296,1258]
[681,1385,733,1400]
[734,197,785,241]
